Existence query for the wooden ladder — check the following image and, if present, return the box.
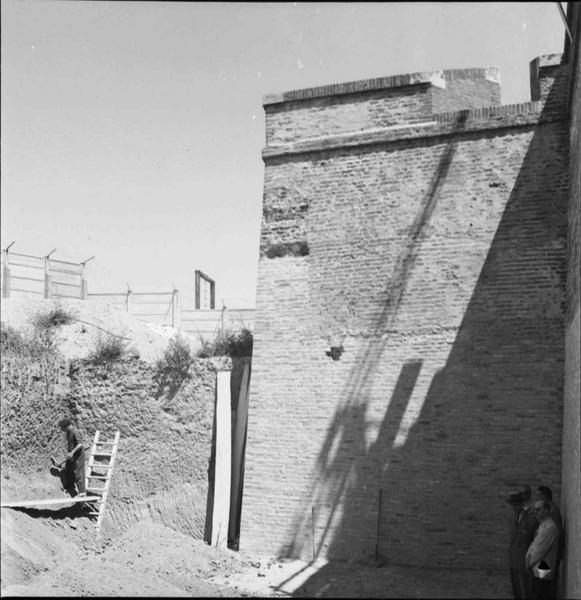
[84,430,120,532]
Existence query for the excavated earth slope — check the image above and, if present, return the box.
[0,297,261,596]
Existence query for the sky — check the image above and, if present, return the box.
[1,2,567,309]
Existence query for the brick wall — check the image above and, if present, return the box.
[432,68,501,112]
[264,68,500,146]
[242,57,569,574]
[562,3,581,598]
[530,53,570,116]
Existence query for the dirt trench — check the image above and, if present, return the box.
[1,468,251,597]
[0,340,258,595]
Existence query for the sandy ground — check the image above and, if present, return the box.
[208,557,511,599]
[1,469,251,597]
[0,296,202,363]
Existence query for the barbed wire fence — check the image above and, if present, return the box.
[1,243,254,335]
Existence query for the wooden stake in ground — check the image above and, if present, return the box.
[375,488,382,562]
[311,505,316,561]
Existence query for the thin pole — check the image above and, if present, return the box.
[556,2,573,43]
[2,247,11,298]
[80,256,94,297]
[375,488,382,561]
[44,256,51,299]
[311,506,316,561]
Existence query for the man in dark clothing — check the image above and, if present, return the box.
[535,486,563,598]
[58,418,86,497]
[507,490,538,599]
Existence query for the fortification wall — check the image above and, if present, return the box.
[242,59,570,572]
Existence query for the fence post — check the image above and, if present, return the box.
[2,249,11,298]
[80,263,87,299]
[126,284,132,314]
[172,288,180,329]
[80,256,94,300]
[44,249,56,299]
[44,257,51,299]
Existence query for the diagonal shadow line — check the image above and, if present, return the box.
[298,65,569,575]
[284,114,468,559]
[312,360,423,559]
[283,59,570,596]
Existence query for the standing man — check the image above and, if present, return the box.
[535,486,564,597]
[507,490,538,599]
[526,500,560,600]
[520,485,532,505]
[58,418,86,497]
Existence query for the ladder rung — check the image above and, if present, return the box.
[90,464,114,469]
[94,452,114,457]
[87,475,109,480]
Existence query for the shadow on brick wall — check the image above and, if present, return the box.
[282,77,567,596]
[279,117,464,563]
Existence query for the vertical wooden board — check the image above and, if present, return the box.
[211,370,232,547]
[228,361,251,543]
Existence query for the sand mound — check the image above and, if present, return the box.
[0,297,202,363]
[1,478,249,597]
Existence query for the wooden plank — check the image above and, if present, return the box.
[211,371,232,548]
[228,360,250,545]
[1,496,101,508]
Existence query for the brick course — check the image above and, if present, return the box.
[242,57,570,574]
[265,68,501,147]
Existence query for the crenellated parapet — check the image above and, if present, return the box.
[263,56,568,160]
[263,67,502,147]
